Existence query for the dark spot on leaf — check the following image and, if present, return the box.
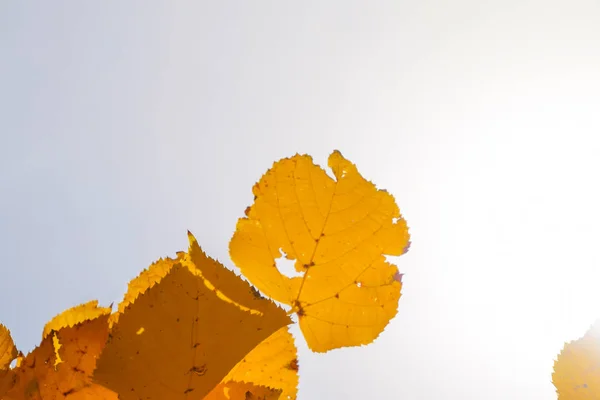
[287,358,299,372]
[250,286,264,299]
[294,300,305,317]
[187,365,207,376]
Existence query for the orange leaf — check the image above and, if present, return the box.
[220,327,299,400]
[0,324,18,399]
[206,326,299,400]
[203,381,282,400]
[113,257,177,320]
[229,150,410,352]
[42,300,112,339]
[1,312,116,400]
[0,324,17,370]
[93,234,291,400]
[553,321,600,399]
[180,232,284,317]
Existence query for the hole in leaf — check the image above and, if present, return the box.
[276,256,303,278]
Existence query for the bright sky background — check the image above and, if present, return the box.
[2,2,600,399]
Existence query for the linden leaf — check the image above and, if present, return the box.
[218,327,299,400]
[42,300,112,339]
[41,300,113,370]
[203,381,282,400]
[0,324,17,370]
[180,231,282,317]
[109,256,177,327]
[229,150,410,352]
[1,313,116,400]
[93,239,290,400]
[50,314,116,399]
[0,369,15,400]
[0,324,18,399]
[1,333,55,400]
[553,321,600,398]
[67,383,119,399]
[111,232,270,326]
[117,256,176,313]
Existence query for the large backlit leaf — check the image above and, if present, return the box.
[94,234,291,400]
[230,150,410,352]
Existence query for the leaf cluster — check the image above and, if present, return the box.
[0,151,411,399]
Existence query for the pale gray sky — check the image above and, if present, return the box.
[2,2,600,399]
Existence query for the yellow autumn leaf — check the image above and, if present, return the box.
[229,150,410,352]
[109,256,177,326]
[0,331,55,400]
[111,232,270,325]
[180,231,281,317]
[0,324,17,370]
[0,324,18,398]
[224,327,298,400]
[203,381,282,400]
[94,237,291,400]
[1,312,116,400]
[42,300,112,339]
[41,300,113,369]
[208,326,299,400]
[553,321,600,399]
[51,314,117,399]
[0,370,15,400]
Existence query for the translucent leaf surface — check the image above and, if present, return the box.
[42,300,112,339]
[217,326,299,400]
[0,324,17,370]
[93,234,291,400]
[0,313,116,400]
[553,322,600,399]
[230,150,410,352]
[203,381,282,400]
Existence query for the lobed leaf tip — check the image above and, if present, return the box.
[186,230,196,242]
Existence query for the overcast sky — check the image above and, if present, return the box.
[2,2,600,399]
